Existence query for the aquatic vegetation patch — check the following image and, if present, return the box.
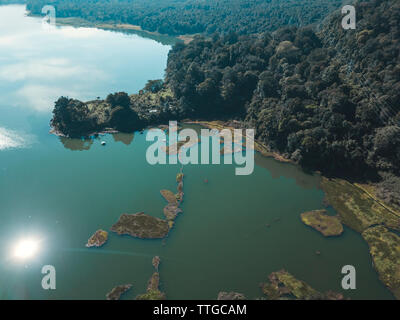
[86,229,108,247]
[300,210,343,237]
[321,178,400,233]
[217,292,246,300]
[362,225,400,300]
[111,213,169,239]
[161,171,185,221]
[106,284,132,300]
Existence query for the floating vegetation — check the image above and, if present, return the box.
[86,229,108,247]
[108,171,185,243]
[362,226,400,299]
[111,213,169,239]
[217,292,246,300]
[261,270,345,300]
[161,171,184,222]
[106,284,132,300]
[300,210,343,237]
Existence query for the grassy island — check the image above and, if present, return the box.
[136,272,166,300]
[86,229,108,248]
[261,270,344,300]
[111,213,170,239]
[300,210,343,237]
[106,284,132,300]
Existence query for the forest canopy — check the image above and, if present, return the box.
[163,0,400,181]
[26,0,346,36]
[49,0,400,208]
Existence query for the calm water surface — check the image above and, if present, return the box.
[0,5,393,300]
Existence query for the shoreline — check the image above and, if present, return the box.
[50,119,400,221]
[27,12,194,44]
[183,120,293,164]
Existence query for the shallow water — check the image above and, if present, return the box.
[0,5,393,300]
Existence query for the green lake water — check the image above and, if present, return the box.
[0,5,394,300]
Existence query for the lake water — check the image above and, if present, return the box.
[0,5,393,300]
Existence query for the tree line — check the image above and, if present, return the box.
[26,0,344,36]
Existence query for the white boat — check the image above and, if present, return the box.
[101,141,106,146]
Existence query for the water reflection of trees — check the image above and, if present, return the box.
[59,133,134,150]
[254,153,321,190]
[112,133,134,145]
[59,136,94,151]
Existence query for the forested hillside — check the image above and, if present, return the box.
[165,0,400,184]
[26,0,345,36]
[50,0,400,208]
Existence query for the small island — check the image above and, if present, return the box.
[106,284,132,300]
[261,270,345,300]
[300,209,343,237]
[86,229,108,247]
[111,212,170,239]
[161,172,185,222]
[152,256,161,271]
[136,272,166,300]
[160,189,178,205]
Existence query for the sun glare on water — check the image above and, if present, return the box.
[13,238,40,260]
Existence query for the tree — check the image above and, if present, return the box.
[106,92,131,109]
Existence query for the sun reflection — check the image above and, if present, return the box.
[13,238,40,260]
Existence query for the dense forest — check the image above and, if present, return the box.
[164,0,400,180]
[26,0,347,36]
[51,0,400,208]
